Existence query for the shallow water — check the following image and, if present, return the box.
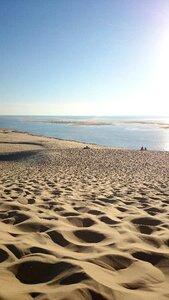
[0,115,169,151]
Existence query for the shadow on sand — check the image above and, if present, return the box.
[0,151,40,161]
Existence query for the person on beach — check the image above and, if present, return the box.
[140,146,147,151]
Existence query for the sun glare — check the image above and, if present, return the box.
[156,29,169,88]
[145,28,169,115]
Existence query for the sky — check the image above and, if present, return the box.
[0,0,169,116]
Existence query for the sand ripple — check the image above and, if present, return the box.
[0,130,169,299]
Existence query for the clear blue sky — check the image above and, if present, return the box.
[0,0,169,115]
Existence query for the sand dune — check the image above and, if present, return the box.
[0,129,169,300]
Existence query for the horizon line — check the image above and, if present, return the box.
[0,114,168,118]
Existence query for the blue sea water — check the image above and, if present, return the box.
[0,115,169,151]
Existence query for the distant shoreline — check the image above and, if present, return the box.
[18,117,169,129]
[0,128,167,153]
[0,128,109,152]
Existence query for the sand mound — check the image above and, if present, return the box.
[0,129,169,300]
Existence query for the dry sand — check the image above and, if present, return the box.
[0,129,169,300]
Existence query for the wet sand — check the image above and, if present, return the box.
[0,129,169,300]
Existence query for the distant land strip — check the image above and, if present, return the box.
[21,118,169,129]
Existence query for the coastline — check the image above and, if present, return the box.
[1,128,168,153]
[0,128,117,153]
[1,115,169,151]
[0,129,169,300]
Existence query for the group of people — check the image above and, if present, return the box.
[140,146,147,151]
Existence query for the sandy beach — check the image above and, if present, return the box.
[0,129,169,300]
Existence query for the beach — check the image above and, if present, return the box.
[1,116,169,151]
[0,129,169,300]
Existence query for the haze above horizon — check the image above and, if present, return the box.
[0,0,169,116]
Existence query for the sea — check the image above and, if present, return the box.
[0,115,169,151]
